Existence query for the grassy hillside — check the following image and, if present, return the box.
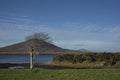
[0,69,120,80]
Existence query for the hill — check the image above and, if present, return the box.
[78,48,90,52]
[0,41,81,54]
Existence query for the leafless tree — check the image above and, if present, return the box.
[25,32,52,69]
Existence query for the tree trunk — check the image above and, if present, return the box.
[30,52,33,69]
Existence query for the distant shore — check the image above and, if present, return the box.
[0,63,78,69]
[0,51,84,55]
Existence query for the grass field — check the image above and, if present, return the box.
[0,69,120,80]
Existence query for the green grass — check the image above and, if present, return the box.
[0,69,120,80]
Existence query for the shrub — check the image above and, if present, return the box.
[53,52,120,67]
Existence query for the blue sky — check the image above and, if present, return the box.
[0,0,120,52]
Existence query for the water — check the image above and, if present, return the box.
[0,54,56,63]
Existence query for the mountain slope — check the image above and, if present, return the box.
[0,41,66,54]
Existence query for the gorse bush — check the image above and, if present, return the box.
[53,52,120,67]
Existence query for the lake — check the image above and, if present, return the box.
[0,54,56,63]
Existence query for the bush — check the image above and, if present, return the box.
[53,52,120,67]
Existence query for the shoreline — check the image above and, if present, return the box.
[1,63,120,69]
[0,63,77,69]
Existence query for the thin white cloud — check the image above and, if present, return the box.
[103,25,120,33]
[53,23,120,52]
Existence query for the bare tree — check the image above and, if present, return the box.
[25,32,52,69]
